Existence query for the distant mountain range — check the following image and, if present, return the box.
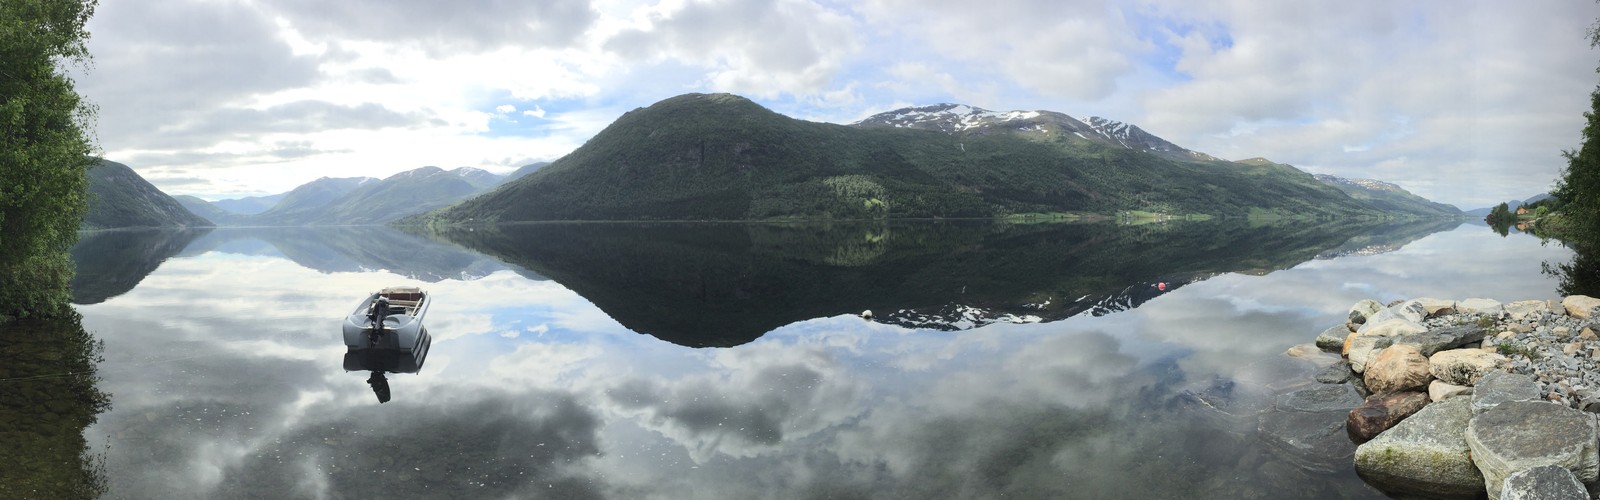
[85,93,1471,228]
[420,93,1461,224]
[152,162,546,228]
[1310,172,1462,216]
[1464,193,1552,217]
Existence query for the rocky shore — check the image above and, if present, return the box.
[1291,295,1600,499]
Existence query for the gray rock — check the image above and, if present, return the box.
[1360,317,1430,337]
[1315,324,1352,352]
[1354,397,1485,498]
[1392,325,1492,356]
[1315,360,1355,384]
[1460,298,1506,316]
[1258,384,1365,474]
[1350,299,1385,325]
[1473,372,1542,415]
[1468,401,1600,499]
[1501,465,1589,500]
[1430,380,1474,402]
[1412,298,1460,318]
[1391,300,1431,323]
[1275,384,1363,413]
[1259,405,1358,474]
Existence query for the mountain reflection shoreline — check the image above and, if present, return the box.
[421,218,1463,346]
[55,219,1584,499]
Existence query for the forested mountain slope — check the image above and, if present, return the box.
[422,93,1388,223]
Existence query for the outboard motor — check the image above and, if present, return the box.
[368,296,391,347]
[367,372,391,403]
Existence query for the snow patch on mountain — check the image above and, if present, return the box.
[853,103,1219,162]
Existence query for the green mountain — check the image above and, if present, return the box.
[417,93,1388,223]
[297,167,501,225]
[250,176,377,225]
[1308,170,1462,216]
[495,161,549,187]
[243,167,504,225]
[82,159,211,229]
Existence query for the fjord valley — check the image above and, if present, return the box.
[420,93,1461,224]
[85,94,1465,230]
[19,0,1600,498]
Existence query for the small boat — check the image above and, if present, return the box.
[343,286,430,351]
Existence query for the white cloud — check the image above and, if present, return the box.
[68,0,1600,207]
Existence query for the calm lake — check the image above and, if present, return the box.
[6,219,1582,498]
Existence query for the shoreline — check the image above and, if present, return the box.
[1298,295,1600,499]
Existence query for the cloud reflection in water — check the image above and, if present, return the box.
[68,222,1572,498]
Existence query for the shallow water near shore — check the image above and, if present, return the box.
[7,219,1581,498]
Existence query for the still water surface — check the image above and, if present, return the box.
[26,220,1588,497]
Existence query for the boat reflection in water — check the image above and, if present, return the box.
[342,328,432,403]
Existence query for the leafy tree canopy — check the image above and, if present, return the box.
[1,0,99,319]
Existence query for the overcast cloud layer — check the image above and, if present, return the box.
[73,0,1600,209]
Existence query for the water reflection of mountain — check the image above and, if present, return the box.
[430,219,1459,348]
[71,228,211,304]
[70,227,545,305]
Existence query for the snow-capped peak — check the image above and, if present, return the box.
[853,103,1043,133]
[853,103,1219,162]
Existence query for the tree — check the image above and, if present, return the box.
[0,0,99,320]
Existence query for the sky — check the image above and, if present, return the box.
[71,0,1600,210]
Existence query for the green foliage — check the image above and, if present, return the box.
[1554,86,1600,247]
[1486,202,1515,236]
[0,0,99,319]
[1495,342,1541,360]
[419,93,1390,224]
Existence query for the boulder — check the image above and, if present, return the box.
[1391,301,1431,323]
[1563,295,1600,319]
[1314,360,1355,384]
[1459,298,1505,316]
[1315,324,1352,352]
[1430,380,1473,402]
[1354,397,1485,498]
[1391,325,1491,356]
[1411,297,1459,317]
[1505,300,1554,322]
[1284,343,1324,359]
[1347,391,1430,444]
[1358,318,1430,337]
[1348,335,1395,374]
[1365,345,1434,394]
[1343,332,1359,357]
[1275,384,1363,413]
[1472,372,1541,415]
[1466,401,1600,499]
[1259,384,1363,473]
[1349,299,1384,325]
[1430,349,1507,386]
[1500,465,1589,500]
